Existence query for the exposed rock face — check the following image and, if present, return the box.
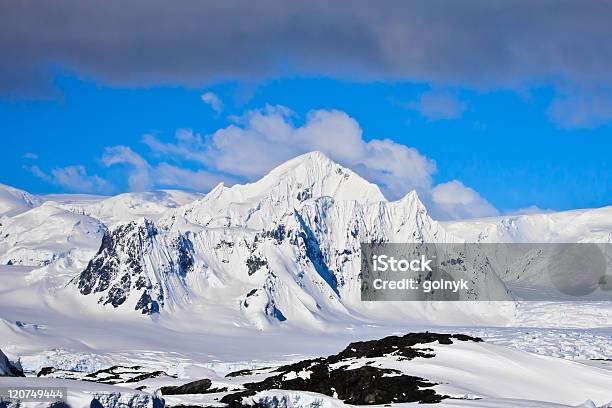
[37,365,176,385]
[221,332,483,406]
[159,379,219,395]
[0,349,24,377]
[75,219,193,314]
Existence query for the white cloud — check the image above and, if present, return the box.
[51,166,112,194]
[29,105,500,219]
[25,165,48,180]
[504,205,554,216]
[102,145,152,191]
[27,164,113,194]
[22,152,38,160]
[430,180,499,220]
[102,145,237,192]
[407,90,467,121]
[142,129,206,164]
[144,106,437,199]
[201,92,223,114]
[155,163,237,191]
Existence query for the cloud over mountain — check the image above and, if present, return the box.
[21,102,500,219]
[141,106,437,200]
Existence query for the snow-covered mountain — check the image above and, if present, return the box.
[1,152,610,327]
[161,151,386,231]
[2,154,611,408]
[70,152,509,328]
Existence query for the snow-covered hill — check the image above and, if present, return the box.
[161,151,385,231]
[1,152,611,327]
[8,333,612,407]
[442,206,612,243]
[0,202,105,267]
[228,332,612,407]
[2,152,611,326]
[0,183,41,218]
[59,190,203,226]
[442,209,612,295]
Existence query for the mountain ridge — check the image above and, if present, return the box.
[1,152,610,328]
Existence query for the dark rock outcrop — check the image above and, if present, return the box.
[0,349,24,377]
[37,364,176,385]
[160,379,219,395]
[221,332,483,406]
[74,219,194,315]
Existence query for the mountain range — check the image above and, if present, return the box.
[1,152,611,329]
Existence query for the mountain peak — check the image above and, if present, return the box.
[201,151,387,208]
[267,151,333,174]
[394,190,426,208]
[163,151,386,229]
[260,151,386,203]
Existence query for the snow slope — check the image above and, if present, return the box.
[0,202,105,267]
[221,333,612,406]
[442,209,612,297]
[442,207,612,244]
[354,340,612,405]
[245,390,607,408]
[58,190,203,226]
[0,184,41,218]
[6,333,611,407]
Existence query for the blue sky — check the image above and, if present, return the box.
[1,2,612,220]
[2,74,610,219]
